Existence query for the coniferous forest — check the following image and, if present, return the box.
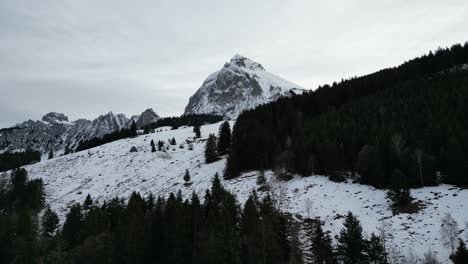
[225,43,468,187]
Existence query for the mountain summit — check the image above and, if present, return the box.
[184,55,305,118]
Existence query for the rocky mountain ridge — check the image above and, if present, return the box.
[0,108,159,154]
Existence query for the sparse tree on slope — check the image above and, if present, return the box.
[217,121,232,155]
[440,212,459,254]
[150,139,156,152]
[193,125,201,138]
[337,212,367,264]
[184,169,191,183]
[205,134,217,163]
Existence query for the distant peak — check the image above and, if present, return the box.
[42,112,69,123]
[228,54,265,71]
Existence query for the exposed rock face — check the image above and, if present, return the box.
[135,108,160,129]
[184,54,305,118]
[0,108,159,154]
[42,112,69,124]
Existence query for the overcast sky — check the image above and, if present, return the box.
[1,0,467,127]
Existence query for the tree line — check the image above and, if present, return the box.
[225,43,468,188]
[1,168,467,263]
[76,114,223,153]
[0,150,41,172]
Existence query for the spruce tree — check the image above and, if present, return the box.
[83,194,93,210]
[205,134,218,163]
[63,203,84,248]
[367,233,386,263]
[337,212,367,264]
[151,139,156,152]
[41,206,59,238]
[451,239,468,264]
[193,125,201,138]
[184,169,191,183]
[217,121,232,155]
[170,137,177,145]
[309,220,335,264]
[48,150,54,160]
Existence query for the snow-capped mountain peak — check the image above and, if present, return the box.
[227,54,265,71]
[184,54,306,118]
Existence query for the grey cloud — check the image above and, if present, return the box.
[1,0,467,127]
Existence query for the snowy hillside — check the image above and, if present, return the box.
[6,122,467,263]
[184,55,306,118]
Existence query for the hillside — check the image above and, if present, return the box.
[5,121,467,262]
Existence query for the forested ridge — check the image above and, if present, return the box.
[225,43,468,187]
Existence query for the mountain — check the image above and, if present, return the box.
[4,121,466,262]
[184,54,306,118]
[0,108,159,154]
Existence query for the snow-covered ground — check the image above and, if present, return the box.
[3,121,466,263]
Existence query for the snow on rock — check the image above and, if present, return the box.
[184,55,306,118]
[6,121,467,263]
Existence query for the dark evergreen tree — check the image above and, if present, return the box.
[308,219,335,264]
[83,194,93,210]
[194,125,201,138]
[184,169,191,183]
[41,206,59,238]
[451,239,468,264]
[62,203,84,248]
[48,149,54,160]
[150,139,156,152]
[158,140,164,151]
[170,137,177,145]
[367,233,387,264]
[205,134,218,163]
[337,212,367,264]
[217,121,232,155]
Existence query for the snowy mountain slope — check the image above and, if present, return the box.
[4,122,466,262]
[184,55,306,118]
[0,108,159,154]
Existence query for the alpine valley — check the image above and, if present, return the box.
[1,47,468,264]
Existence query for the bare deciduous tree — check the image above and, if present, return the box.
[440,212,459,254]
[422,248,439,264]
[415,149,424,186]
[391,134,405,158]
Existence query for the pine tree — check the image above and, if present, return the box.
[205,134,218,163]
[217,121,232,155]
[151,139,156,152]
[184,169,191,183]
[83,194,93,210]
[130,121,137,137]
[308,220,335,264]
[367,233,386,264]
[193,125,201,138]
[41,206,59,238]
[337,212,367,264]
[48,150,54,160]
[170,137,177,145]
[451,239,468,264]
[158,140,164,151]
[63,203,84,248]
